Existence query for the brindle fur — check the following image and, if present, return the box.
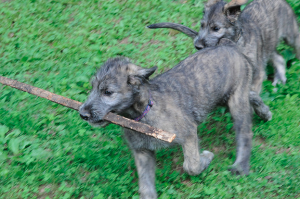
[79,43,271,198]
[147,0,300,88]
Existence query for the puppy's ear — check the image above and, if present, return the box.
[128,66,157,85]
[223,0,248,22]
[128,75,144,85]
[138,66,157,79]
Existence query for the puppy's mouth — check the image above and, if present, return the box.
[89,119,109,127]
[87,111,116,127]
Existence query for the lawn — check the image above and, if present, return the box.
[0,0,300,198]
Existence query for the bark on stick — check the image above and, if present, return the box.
[0,75,176,143]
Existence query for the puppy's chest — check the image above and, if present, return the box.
[124,128,173,150]
[123,113,181,150]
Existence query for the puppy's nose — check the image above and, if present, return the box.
[195,44,204,50]
[194,39,205,50]
[80,112,90,121]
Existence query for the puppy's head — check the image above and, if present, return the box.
[79,57,157,126]
[194,0,247,50]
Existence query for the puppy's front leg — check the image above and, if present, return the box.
[182,133,214,175]
[133,149,157,199]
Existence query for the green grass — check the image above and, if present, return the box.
[0,0,300,198]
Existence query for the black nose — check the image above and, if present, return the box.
[195,44,204,50]
[80,113,90,121]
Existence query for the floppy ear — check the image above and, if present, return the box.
[223,0,248,22]
[128,66,157,85]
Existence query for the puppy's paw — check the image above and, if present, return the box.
[200,150,214,171]
[228,163,249,176]
[272,72,287,86]
[255,104,272,122]
[260,108,272,122]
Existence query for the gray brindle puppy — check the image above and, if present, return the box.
[79,43,271,198]
[148,0,300,89]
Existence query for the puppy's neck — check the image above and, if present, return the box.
[227,20,243,43]
[120,84,156,120]
[132,85,153,115]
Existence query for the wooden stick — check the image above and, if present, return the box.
[0,75,176,143]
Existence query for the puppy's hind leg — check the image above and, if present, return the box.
[228,91,253,175]
[282,14,300,60]
[251,67,265,95]
[182,129,214,176]
[287,33,300,60]
[250,91,272,122]
[286,22,300,60]
[271,52,286,86]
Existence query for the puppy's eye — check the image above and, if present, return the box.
[212,26,220,32]
[104,90,113,96]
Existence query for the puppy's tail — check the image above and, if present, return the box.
[147,22,198,39]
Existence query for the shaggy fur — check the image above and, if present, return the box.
[79,42,271,198]
[148,0,300,88]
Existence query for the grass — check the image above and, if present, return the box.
[0,0,300,198]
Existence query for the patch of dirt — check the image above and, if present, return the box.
[112,17,123,28]
[192,22,199,27]
[120,37,130,44]
[168,29,181,37]
[39,184,52,194]
[182,180,193,187]
[68,17,74,23]
[275,147,291,155]
[140,39,164,51]
[149,39,162,45]
[255,136,293,155]
[37,184,58,199]
[173,164,184,174]
[90,29,102,34]
[212,146,226,153]
[80,171,90,183]
[256,136,267,149]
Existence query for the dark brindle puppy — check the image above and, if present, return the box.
[148,0,300,88]
[79,42,271,198]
